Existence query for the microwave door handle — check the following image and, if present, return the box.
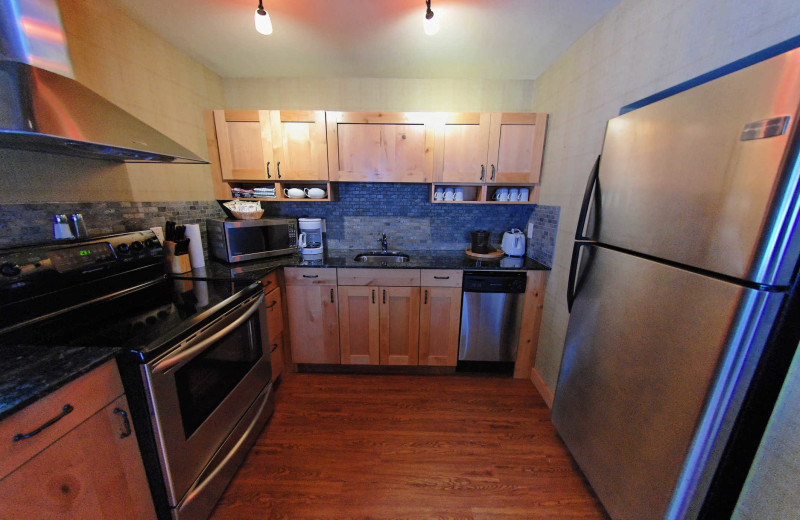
[153,293,265,374]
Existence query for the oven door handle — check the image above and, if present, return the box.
[153,293,265,374]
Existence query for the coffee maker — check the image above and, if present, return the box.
[298,218,325,256]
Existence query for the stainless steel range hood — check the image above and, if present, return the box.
[0,0,207,164]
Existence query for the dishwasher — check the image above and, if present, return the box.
[458,271,527,369]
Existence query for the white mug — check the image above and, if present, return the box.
[509,188,520,201]
[284,188,305,198]
[444,188,455,201]
[494,188,509,201]
[434,188,444,201]
[519,188,530,202]
[454,188,464,201]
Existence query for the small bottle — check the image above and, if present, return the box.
[69,213,88,238]
[53,214,74,239]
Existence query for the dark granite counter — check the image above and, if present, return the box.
[182,249,549,282]
[0,345,120,421]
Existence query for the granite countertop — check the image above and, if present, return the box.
[0,345,120,421]
[184,249,550,281]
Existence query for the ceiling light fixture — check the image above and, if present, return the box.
[423,0,439,35]
[254,0,273,35]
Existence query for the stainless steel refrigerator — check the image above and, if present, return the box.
[552,47,800,520]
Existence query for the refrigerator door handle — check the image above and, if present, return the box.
[567,242,596,313]
[575,155,601,240]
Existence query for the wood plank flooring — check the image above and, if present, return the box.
[210,373,608,520]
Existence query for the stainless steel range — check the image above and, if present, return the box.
[0,230,274,520]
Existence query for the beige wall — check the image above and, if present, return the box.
[224,77,535,112]
[532,0,800,392]
[0,0,225,203]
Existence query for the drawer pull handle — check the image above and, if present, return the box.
[13,404,74,442]
[424,289,428,304]
[433,276,450,280]
[263,280,272,287]
[302,274,319,278]
[372,289,375,304]
[113,407,132,439]
[383,290,386,304]
[330,288,334,303]
[266,301,278,309]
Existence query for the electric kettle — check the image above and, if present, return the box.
[501,228,526,257]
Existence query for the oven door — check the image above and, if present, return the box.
[224,219,297,262]
[142,289,271,506]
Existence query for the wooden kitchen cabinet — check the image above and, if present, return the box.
[284,268,340,364]
[379,286,420,365]
[0,362,156,519]
[338,285,380,365]
[264,277,285,382]
[433,112,548,190]
[326,111,435,182]
[270,110,329,181]
[419,270,463,366]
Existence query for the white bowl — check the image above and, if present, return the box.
[284,188,305,198]
[305,188,326,198]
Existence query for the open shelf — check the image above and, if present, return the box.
[431,183,538,204]
[227,181,337,202]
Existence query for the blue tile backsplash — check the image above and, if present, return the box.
[525,204,560,267]
[261,183,532,251]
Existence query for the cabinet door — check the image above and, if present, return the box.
[379,286,420,366]
[270,110,329,180]
[487,112,548,184]
[213,110,274,181]
[419,287,462,366]
[327,112,434,182]
[264,286,283,340]
[286,284,340,364]
[338,286,380,365]
[433,112,491,183]
[0,396,156,519]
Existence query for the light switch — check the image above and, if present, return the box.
[527,223,534,239]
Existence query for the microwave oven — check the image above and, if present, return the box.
[207,217,298,263]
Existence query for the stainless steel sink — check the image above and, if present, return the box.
[354,251,410,263]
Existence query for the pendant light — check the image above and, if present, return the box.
[423,0,439,35]
[254,0,273,35]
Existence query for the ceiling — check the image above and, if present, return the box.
[111,0,619,80]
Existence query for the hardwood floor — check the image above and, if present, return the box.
[210,373,608,519]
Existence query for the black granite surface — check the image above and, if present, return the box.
[183,249,549,281]
[0,345,120,421]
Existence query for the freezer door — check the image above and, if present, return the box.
[593,48,800,286]
[552,245,782,520]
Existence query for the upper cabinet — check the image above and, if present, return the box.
[213,109,328,181]
[434,112,548,184]
[326,112,434,182]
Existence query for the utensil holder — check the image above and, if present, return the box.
[164,241,192,274]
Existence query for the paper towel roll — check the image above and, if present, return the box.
[185,224,205,268]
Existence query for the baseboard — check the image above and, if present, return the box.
[530,367,554,409]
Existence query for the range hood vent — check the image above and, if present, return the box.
[0,61,208,164]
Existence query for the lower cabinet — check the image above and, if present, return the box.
[0,362,156,519]
[418,286,462,366]
[380,286,420,365]
[285,268,340,364]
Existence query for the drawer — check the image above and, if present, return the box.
[337,268,420,286]
[0,360,124,480]
[284,267,337,285]
[270,334,284,383]
[261,270,279,292]
[421,269,462,287]
[264,286,283,338]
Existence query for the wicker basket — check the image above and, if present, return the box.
[230,209,264,220]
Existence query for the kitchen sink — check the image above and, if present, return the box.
[354,251,410,263]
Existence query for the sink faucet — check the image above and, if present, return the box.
[378,233,388,253]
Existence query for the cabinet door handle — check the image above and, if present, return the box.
[433,276,449,280]
[330,288,334,303]
[266,300,277,309]
[424,289,428,304]
[277,161,281,179]
[302,274,319,278]
[490,164,496,181]
[263,280,272,287]
[266,161,271,179]
[13,404,74,442]
[383,289,386,304]
[480,164,485,181]
[113,407,132,439]
[372,289,376,304]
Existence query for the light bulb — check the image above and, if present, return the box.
[423,13,439,35]
[254,8,273,35]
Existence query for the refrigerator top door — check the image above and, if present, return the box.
[552,245,783,520]
[594,48,800,286]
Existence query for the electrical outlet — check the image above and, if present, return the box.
[527,223,534,239]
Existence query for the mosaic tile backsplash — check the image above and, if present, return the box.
[0,184,560,263]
